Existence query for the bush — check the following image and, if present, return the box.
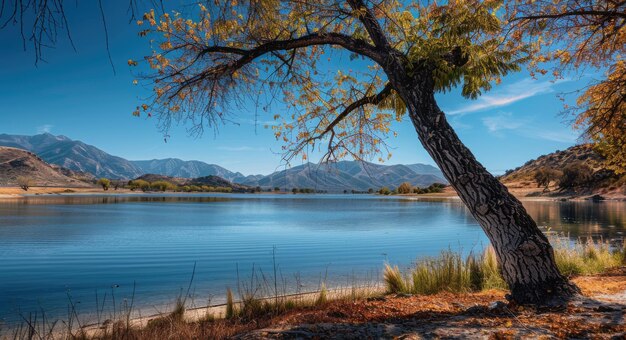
[534,167,562,189]
[16,176,33,191]
[151,180,176,192]
[559,162,593,189]
[97,178,111,191]
[128,179,150,191]
[379,187,391,195]
[397,182,413,194]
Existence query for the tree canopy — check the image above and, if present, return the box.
[509,0,626,173]
[133,0,527,163]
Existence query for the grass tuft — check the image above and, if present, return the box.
[384,237,624,295]
[225,288,235,319]
[551,236,625,277]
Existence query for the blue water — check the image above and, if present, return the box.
[0,194,624,325]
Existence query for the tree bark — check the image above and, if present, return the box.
[392,72,579,306]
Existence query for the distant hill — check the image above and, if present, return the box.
[500,144,625,196]
[501,145,606,182]
[131,158,249,183]
[0,147,93,187]
[240,161,446,192]
[0,133,143,179]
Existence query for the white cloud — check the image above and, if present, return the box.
[447,78,568,116]
[482,112,526,132]
[36,124,53,134]
[532,130,578,143]
[481,112,579,143]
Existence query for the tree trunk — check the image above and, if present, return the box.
[394,74,579,306]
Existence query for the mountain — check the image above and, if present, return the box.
[131,158,249,182]
[0,147,93,187]
[0,133,143,179]
[0,133,446,191]
[240,161,446,192]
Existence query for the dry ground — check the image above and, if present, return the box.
[235,270,626,339]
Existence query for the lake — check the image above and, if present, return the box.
[0,194,624,325]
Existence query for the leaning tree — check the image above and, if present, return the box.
[132,0,580,305]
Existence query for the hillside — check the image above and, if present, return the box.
[132,158,250,183]
[0,133,143,179]
[500,144,625,196]
[0,147,93,187]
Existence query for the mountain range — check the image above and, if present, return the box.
[0,133,446,191]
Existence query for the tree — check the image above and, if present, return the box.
[558,163,593,190]
[397,182,413,194]
[133,0,580,305]
[97,178,111,191]
[510,0,626,173]
[129,179,150,191]
[16,176,33,191]
[534,167,562,190]
[151,180,176,191]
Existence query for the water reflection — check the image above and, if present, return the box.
[523,200,626,239]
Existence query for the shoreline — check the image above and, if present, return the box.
[3,272,624,339]
[1,186,624,201]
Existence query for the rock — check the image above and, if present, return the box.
[464,305,487,314]
[591,194,605,202]
[367,296,387,302]
[327,310,348,318]
[395,293,413,298]
[488,301,508,312]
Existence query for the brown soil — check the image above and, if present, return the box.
[235,271,626,339]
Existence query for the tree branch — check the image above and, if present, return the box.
[514,9,626,21]
[172,32,384,96]
[321,82,394,137]
[346,0,392,50]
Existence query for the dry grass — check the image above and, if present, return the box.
[2,237,623,340]
[384,246,508,295]
[551,236,625,277]
[384,238,625,295]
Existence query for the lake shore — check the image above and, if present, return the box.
[26,268,626,339]
[1,184,624,200]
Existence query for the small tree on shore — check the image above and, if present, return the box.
[97,178,111,191]
[534,167,562,191]
[397,182,413,194]
[559,163,593,190]
[17,176,33,191]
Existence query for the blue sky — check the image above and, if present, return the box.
[0,2,584,175]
